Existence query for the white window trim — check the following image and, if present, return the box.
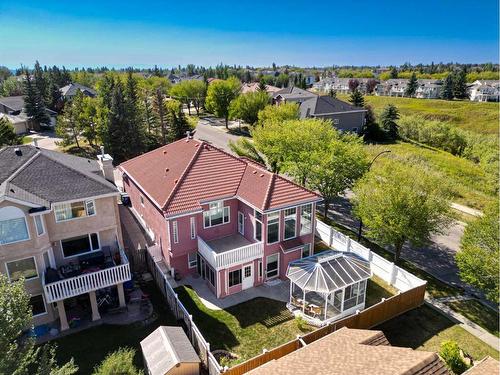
[30,293,48,317]
[254,210,263,242]
[5,256,39,282]
[283,207,297,241]
[237,211,244,236]
[61,232,101,259]
[188,252,197,269]
[228,268,242,288]
[266,211,280,245]
[266,253,280,279]
[54,199,97,223]
[34,215,45,236]
[190,217,196,240]
[302,243,312,258]
[0,206,31,245]
[203,201,230,229]
[172,221,179,244]
[300,204,313,236]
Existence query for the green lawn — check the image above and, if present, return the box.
[445,300,500,338]
[364,142,496,210]
[377,305,499,361]
[54,283,178,375]
[365,275,398,307]
[338,94,499,135]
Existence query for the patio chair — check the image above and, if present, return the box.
[308,304,322,319]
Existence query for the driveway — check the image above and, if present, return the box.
[29,130,62,150]
[194,116,244,153]
[324,195,467,290]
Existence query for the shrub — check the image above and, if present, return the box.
[439,340,470,374]
[92,348,143,375]
[295,316,308,332]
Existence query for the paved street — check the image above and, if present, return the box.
[194,116,243,153]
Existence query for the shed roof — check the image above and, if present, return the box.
[140,326,200,375]
[286,250,371,293]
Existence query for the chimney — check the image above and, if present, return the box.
[97,146,115,183]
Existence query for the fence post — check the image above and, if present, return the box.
[346,236,351,252]
[390,262,397,286]
[328,226,334,247]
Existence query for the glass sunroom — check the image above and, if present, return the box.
[286,250,372,326]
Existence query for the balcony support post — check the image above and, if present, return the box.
[117,282,126,308]
[56,300,69,331]
[89,291,101,321]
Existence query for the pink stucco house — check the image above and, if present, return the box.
[119,138,322,298]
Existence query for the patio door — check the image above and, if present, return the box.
[242,264,253,290]
[238,211,244,235]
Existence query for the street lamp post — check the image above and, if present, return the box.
[357,150,391,241]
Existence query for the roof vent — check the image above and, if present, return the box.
[260,173,264,177]
[252,170,257,174]
[14,147,22,156]
[165,168,169,173]
[163,150,167,154]
[174,179,178,184]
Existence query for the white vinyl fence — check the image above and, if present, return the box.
[145,247,222,375]
[315,220,425,291]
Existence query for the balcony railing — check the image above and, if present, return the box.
[198,237,264,270]
[42,249,131,303]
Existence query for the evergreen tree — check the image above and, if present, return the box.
[361,105,382,142]
[328,88,337,98]
[390,67,398,79]
[453,69,469,99]
[33,61,48,105]
[165,100,192,141]
[106,80,127,163]
[404,72,418,97]
[57,90,84,148]
[23,69,49,125]
[349,89,365,107]
[153,87,168,144]
[440,74,454,100]
[258,80,267,92]
[123,70,145,159]
[0,117,20,146]
[380,104,400,140]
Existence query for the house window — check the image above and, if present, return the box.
[333,119,340,125]
[254,210,262,241]
[61,233,100,258]
[190,217,196,240]
[207,267,215,286]
[6,257,38,281]
[266,253,279,279]
[302,243,311,258]
[300,204,312,235]
[244,266,252,278]
[203,201,230,228]
[30,294,46,316]
[228,269,242,287]
[283,208,297,240]
[266,212,280,244]
[258,261,263,278]
[188,253,197,269]
[54,200,96,222]
[0,206,29,244]
[172,221,179,244]
[34,215,45,236]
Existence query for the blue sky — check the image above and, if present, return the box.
[0,0,498,68]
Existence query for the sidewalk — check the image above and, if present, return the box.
[425,294,499,350]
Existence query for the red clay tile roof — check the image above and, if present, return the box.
[119,138,321,216]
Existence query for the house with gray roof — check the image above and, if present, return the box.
[60,83,97,100]
[272,86,317,105]
[0,145,130,332]
[0,96,57,130]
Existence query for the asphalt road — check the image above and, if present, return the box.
[194,116,468,289]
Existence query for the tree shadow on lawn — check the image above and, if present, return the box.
[375,305,454,349]
[225,297,294,330]
[175,286,239,351]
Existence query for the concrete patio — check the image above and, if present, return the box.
[177,275,290,310]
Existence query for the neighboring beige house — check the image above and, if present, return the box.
[0,145,129,331]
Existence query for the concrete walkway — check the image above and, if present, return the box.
[425,295,499,350]
[178,275,289,310]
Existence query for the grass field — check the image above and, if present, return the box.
[364,142,496,210]
[338,94,499,135]
[378,305,499,361]
[445,300,499,338]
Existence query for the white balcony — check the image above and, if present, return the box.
[198,234,264,270]
[42,249,131,303]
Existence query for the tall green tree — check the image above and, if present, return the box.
[56,90,84,148]
[165,99,192,141]
[205,77,241,128]
[453,69,469,99]
[23,69,49,126]
[122,71,145,159]
[353,160,453,264]
[0,274,78,375]
[0,117,21,146]
[456,204,499,303]
[256,101,299,128]
[379,104,400,139]
[390,67,398,79]
[440,74,454,100]
[349,89,364,107]
[229,91,270,126]
[404,72,418,97]
[92,348,142,375]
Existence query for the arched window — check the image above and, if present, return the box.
[0,206,29,244]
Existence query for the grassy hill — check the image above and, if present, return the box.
[338,94,499,135]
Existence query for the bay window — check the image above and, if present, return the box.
[203,201,230,228]
[6,257,38,281]
[254,210,262,241]
[54,200,96,222]
[61,233,100,258]
[300,204,312,235]
[266,211,279,244]
[0,206,29,244]
[283,208,297,240]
